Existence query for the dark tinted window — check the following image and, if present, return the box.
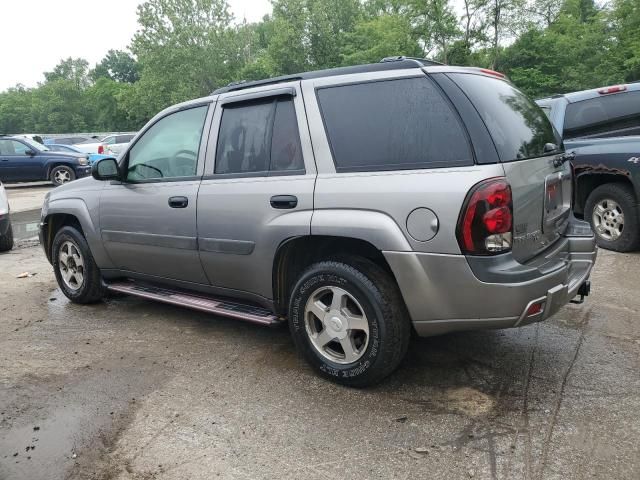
[450,73,559,162]
[317,77,472,172]
[215,97,303,175]
[564,91,640,139]
[270,100,304,172]
[116,135,135,143]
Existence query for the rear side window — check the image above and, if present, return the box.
[449,73,559,162]
[564,91,640,139]
[215,97,304,176]
[116,135,135,143]
[316,77,472,172]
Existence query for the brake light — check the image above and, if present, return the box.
[598,85,626,95]
[480,68,506,79]
[98,145,104,154]
[457,178,513,255]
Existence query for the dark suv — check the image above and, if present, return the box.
[0,135,91,186]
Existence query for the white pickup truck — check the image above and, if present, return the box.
[73,134,135,156]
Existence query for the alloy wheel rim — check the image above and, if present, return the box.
[55,169,71,184]
[593,199,624,241]
[304,286,370,365]
[59,241,85,290]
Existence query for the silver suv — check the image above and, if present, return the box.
[40,58,597,386]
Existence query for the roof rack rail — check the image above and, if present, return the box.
[211,56,443,95]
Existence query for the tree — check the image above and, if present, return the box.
[91,50,140,83]
[341,14,422,65]
[44,58,90,90]
[410,0,460,63]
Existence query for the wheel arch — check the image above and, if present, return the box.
[575,173,636,217]
[42,199,110,267]
[272,235,400,315]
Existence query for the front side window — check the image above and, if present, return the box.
[127,106,208,181]
[0,140,31,155]
[317,77,473,172]
[215,97,304,176]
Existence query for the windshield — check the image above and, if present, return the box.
[449,73,561,161]
[23,137,49,151]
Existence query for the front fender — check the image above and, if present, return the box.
[43,197,113,269]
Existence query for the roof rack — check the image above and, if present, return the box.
[212,56,443,95]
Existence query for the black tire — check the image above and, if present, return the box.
[50,165,76,187]
[585,183,639,252]
[52,226,104,303]
[289,258,411,387]
[0,222,13,252]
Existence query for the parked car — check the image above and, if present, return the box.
[39,58,596,386]
[44,136,89,146]
[47,144,111,164]
[0,135,91,186]
[13,134,45,145]
[73,134,135,156]
[102,134,135,156]
[0,180,13,251]
[73,136,107,155]
[537,83,640,251]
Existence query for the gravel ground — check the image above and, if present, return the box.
[0,245,638,480]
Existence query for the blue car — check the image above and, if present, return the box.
[47,144,112,164]
[0,135,92,186]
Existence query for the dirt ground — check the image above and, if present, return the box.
[0,243,639,480]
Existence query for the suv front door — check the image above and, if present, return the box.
[99,103,213,283]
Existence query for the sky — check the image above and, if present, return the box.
[0,0,272,91]
[0,0,466,92]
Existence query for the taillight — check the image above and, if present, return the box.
[98,145,104,154]
[457,178,513,255]
[598,85,626,95]
[479,68,506,79]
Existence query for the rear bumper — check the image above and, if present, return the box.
[384,218,597,337]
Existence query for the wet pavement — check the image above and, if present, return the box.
[9,209,41,244]
[0,246,639,479]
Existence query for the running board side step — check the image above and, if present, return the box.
[106,281,282,327]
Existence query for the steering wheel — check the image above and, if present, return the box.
[173,150,197,162]
[128,162,164,179]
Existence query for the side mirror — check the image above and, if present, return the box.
[25,149,36,156]
[92,157,120,181]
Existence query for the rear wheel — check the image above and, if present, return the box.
[0,221,13,252]
[288,258,411,387]
[50,166,75,187]
[585,183,639,252]
[52,226,104,303]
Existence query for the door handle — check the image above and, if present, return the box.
[168,196,189,208]
[270,195,298,209]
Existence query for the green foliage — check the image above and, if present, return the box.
[1,0,639,133]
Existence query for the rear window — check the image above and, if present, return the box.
[564,91,640,139]
[316,77,472,172]
[449,73,559,162]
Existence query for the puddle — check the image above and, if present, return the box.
[10,209,41,243]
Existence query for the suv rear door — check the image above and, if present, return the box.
[446,72,571,262]
[197,83,316,301]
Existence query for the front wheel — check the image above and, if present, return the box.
[50,166,76,187]
[289,258,411,387]
[585,183,639,252]
[52,226,104,303]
